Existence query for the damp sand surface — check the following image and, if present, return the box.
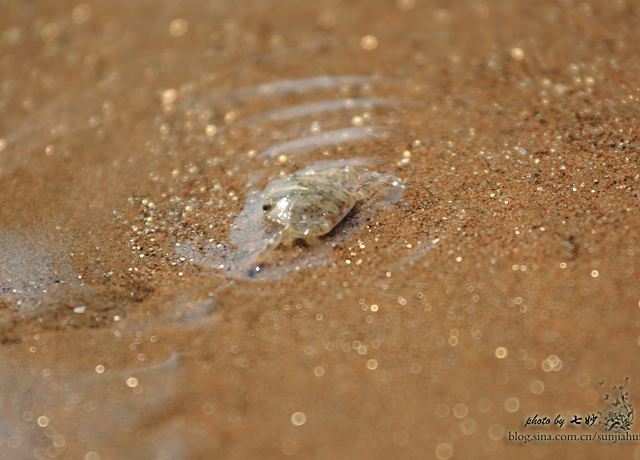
[1,1,640,459]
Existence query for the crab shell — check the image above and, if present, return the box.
[261,172,358,246]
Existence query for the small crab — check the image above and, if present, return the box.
[260,160,404,247]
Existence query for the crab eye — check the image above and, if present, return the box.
[262,203,273,211]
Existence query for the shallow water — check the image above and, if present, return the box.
[175,158,405,281]
[1,1,640,459]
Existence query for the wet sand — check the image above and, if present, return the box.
[1,0,640,458]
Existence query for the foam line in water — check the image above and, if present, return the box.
[230,75,384,98]
[259,126,392,158]
[194,75,391,107]
[234,97,401,124]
